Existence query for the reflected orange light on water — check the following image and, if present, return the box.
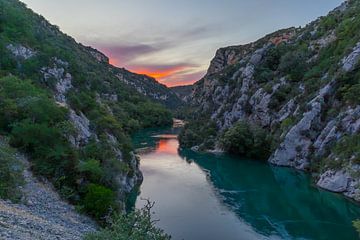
[155,139,179,154]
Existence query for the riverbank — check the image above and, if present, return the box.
[132,127,360,240]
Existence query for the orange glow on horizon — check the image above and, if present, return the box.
[131,66,195,87]
[134,66,186,79]
[107,56,198,87]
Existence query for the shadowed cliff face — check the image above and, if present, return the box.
[182,0,360,201]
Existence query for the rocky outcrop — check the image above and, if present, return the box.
[106,133,143,195]
[317,166,360,201]
[342,42,360,72]
[0,142,97,240]
[87,47,109,63]
[269,82,334,170]
[41,58,72,105]
[41,58,94,147]
[314,106,360,155]
[69,110,92,147]
[6,44,35,60]
[317,170,350,192]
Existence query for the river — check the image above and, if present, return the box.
[131,126,360,240]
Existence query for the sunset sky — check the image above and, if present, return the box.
[21,0,343,87]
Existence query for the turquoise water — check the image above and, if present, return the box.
[132,127,360,240]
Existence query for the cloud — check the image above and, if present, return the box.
[127,63,201,85]
[160,70,206,87]
[93,24,215,86]
[98,43,160,65]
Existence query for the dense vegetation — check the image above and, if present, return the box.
[0,137,24,202]
[0,75,123,220]
[219,121,273,160]
[0,0,172,229]
[179,117,217,150]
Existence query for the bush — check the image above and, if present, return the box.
[342,84,360,105]
[278,50,308,82]
[354,220,360,237]
[268,84,293,110]
[10,121,76,178]
[78,159,104,183]
[0,138,24,202]
[85,200,171,240]
[179,120,218,148]
[333,135,360,165]
[220,121,272,159]
[83,184,116,220]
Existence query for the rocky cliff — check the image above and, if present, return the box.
[182,0,360,201]
[170,85,193,102]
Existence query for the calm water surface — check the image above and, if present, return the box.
[132,127,360,240]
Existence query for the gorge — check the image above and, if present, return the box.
[1,0,360,239]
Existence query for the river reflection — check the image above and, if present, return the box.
[132,127,360,240]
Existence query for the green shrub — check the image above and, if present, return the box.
[83,184,116,220]
[268,84,293,110]
[85,200,170,240]
[280,117,295,132]
[179,120,218,148]
[278,50,308,82]
[322,134,360,171]
[342,84,360,105]
[78,159,104,183]
[220,121,273,159]
[353,220,360,237]
[333,135,360,165]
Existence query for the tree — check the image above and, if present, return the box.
[220,121,272,159]
[83,184,116,220]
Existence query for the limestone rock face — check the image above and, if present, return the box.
[342,42,360,72]
[269,82,334,170]
[316,167,360,201]
[6,44,35,59]
[186,1,360,201]
[69,110,92,147]
[41,58,72,105]
[106,133,143,195]
[317,170,350,192]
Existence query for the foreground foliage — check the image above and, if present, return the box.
[85,201,171,240]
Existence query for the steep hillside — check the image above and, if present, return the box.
[0,137,97,240]
[170,85,193,102]
[0,0,173,221]
[180,0,360,201]
[116,69,182,109]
